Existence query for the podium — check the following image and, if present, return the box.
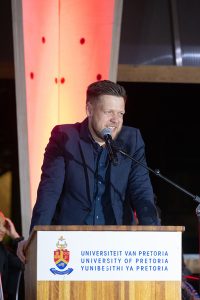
[25,225,184,300]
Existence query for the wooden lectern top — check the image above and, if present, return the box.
[32,224,185,232]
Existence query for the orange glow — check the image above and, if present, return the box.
[22,0,115,208]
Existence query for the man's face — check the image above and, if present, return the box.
[86,94,125,144]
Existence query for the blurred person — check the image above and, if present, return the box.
[0,211,24,300]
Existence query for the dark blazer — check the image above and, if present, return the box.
[30,118,160,231]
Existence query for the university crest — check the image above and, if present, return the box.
[50,236,73,275]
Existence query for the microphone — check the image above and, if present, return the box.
[101,128,118,165]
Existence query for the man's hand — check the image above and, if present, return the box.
[17,239,28,264]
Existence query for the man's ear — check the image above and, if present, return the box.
[86,102,93,117]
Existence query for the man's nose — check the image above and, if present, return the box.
[110,112,119,123]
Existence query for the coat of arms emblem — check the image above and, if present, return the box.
[50,236,73,275]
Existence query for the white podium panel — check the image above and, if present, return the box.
[37,230,182,281]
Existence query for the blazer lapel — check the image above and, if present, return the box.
[79,119,95,204]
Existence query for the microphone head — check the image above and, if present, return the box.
[101,127,112,138]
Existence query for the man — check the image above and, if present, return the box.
[17,80,160,262]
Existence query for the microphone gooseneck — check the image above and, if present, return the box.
[117,146,200,205]
[101,128,118,165]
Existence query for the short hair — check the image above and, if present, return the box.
[86,80,127,103]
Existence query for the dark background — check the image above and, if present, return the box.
[120,82,200,254]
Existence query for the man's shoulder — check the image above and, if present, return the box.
[54,122,81,130]
[116,125,143,150]
[120,125,140,136]
[51,122,82,135]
